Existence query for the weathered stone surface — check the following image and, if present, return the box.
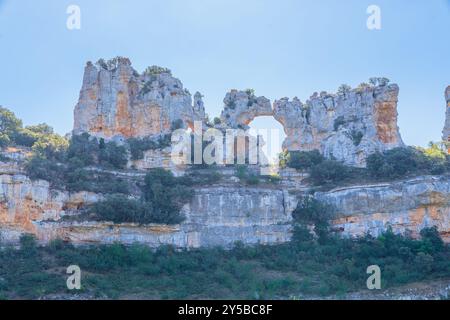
[316,175,450,242]
[443,86,450,148]
[73,57,404,167]
[126,147,186,176]
[219,90,272,130]
[0,173,100,239]
[0,170,293,247]
[73,57,205,140]
[273,84,404,166]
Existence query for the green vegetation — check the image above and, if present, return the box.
[0,106,57,148]
[144,65,172,76]
[284,145,450,188]
[25,132,130,192]
[333,116,346,131]
[349,130,364,146]
[245,89,258,107]
[235,165,260,185]
[369,77,390,87]
[337,84,351,96]
[0,226,448,300]
[367,144,449,179]
[282,150,324,170]
[141,168,192,224]
[69,169,191,225]
[127,135,171,161]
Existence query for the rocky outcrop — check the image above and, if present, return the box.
[219,90,272,130]
[73,57,205,140]
[443,86,450,148]
[0,172,100,240]
[316,175,450,242]
[273,84,404,166]
[126,147,186,176]
[0,168,293,247]
[73,57,404,167]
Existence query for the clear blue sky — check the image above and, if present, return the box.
[0,0,448,147]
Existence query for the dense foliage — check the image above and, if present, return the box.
[0,228,448,300]
[0,106,57,148]
[127,134,171,161]
[88,169,192,225]
[367,144,449,178]
[283,145,450,188]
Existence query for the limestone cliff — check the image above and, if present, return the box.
[316,175,450,242]
[273,84,404,166]
[219,90,273,130]
[1,158,449,246]
[73,57,404,167]
[0,165,293,247]
[73,57,205,140]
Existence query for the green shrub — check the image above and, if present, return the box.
[309,160,350,185]
[337,84,351,96]
[171,119,184,131]
[292,196,334,225]
[0,107,58,149]
[235,165,260,185]
[350,130,364,146]
[333,116,346,131]
[287,150,324,170]
[98,140,128,169]
[144,65,171,76]
[420,227,445,253]
[19,234,39,256]
[141,169,193,224]
[292,195,335,244]
[90,194,149,224]
[127,137,159,160]
[0,106,22,145]
[0,227,448,299]
[366,147,435,179]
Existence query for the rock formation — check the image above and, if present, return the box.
[2,57,445,248]
[1,161,449,245]
[73,57,205,140]
[316,175,450,242]
[219,90,272,130]
[443,86,450,149]
[273,84,404,166]
[0,165,293,247]
[73,57,404,166]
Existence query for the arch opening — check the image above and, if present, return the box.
[247,116,286,168]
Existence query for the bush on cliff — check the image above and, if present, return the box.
[0,106,58,148]
[309,159,351,186]
[285,144,449,188]
[141,169,192,224]
[292,195,335,244]
[87,169,191,225]
[285,150,324,170]
[367,146,449,179]
[90,194,150,224]
[67,133,128,169]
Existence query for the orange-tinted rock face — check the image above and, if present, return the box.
[375,101,400,144]
[0,173,101,238]
[273,84,404,167]
[332,207,450,243]
[73,57,205,140]
[316,175,450,242]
